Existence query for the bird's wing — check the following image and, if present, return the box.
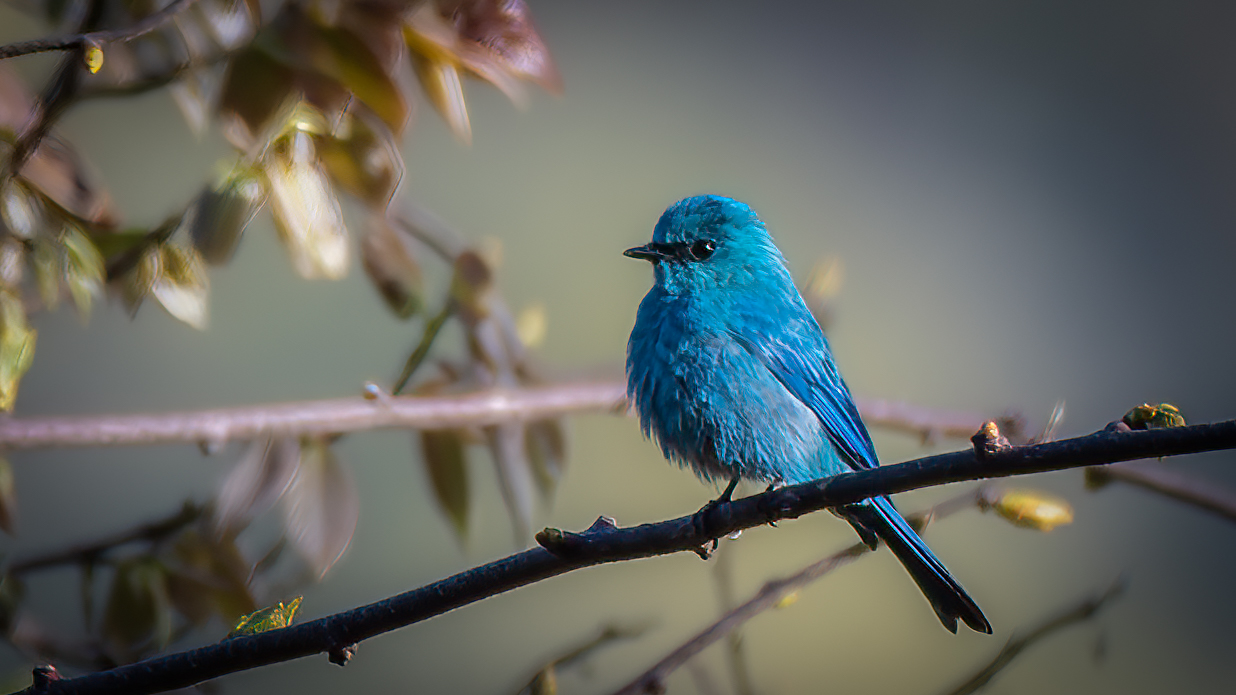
[729,315,879,471]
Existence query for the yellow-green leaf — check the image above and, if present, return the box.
[420,429,469,537]
[317,109,404,209]
[228,596,302,637]
[264,129,350,280]
[31,237,60,310]
[1123,403,1186,430]
[986,489,1074,532]
[0,290,36,411]
[83,41,104,74]
[309,20,410,133]
[62,225,104,320]
[412,54,471,144]
[515,302,547,348]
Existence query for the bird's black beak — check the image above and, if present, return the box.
[624,243,668,262]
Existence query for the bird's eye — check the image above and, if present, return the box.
[689,240,717,260]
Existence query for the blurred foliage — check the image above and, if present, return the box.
[0,0,570,678]
[981,488,1075,532]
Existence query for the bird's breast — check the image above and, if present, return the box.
[627,293,835,484]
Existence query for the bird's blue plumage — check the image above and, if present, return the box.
[625,195,990,634]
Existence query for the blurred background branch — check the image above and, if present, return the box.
[939,579,1126,695]
[1086,461,1236,524]
[611,488,989,695]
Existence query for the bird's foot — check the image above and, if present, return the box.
[690,477,741,557]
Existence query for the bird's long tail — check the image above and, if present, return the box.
[845,496,991,634]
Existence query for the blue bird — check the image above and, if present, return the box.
[625,195,990,634]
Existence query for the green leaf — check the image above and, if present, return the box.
[264,129,350,280]
[525,419,566,498]
[188,168,266,265]
[62,225,104,320]
[420,430,469,537]
[0,572,24,635]
[31,237,60,310]
[102,559,173,661]
[0,458,14,536]
[0,290,36,412]
[361,216,423,319]
[449,250,494,324]
[169,528,257,624]
[282,438,358,578]
[228,596,302,637]
[411,54,471,144]
[218,47,297,146]
[308,19,409,133]
[317,109,404,209]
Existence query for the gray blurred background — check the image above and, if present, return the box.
[3,0,1236,692]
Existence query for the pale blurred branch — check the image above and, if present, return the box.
[612,488,984,695]
[0,382,628,451]
[0,0,204,60]
[14,417,1236,695]
[0,381,1000,451]
[1086,460,1236,523]
[938,578,1125,695]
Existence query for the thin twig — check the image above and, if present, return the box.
[0,380,993,451]
[0,0,205,60]
[938,579,1126,695]
[392,302,455,395]
[1086,460,1236,523]
[611,489,981,695]
[12,417,1236,695]
[7,502,202,575]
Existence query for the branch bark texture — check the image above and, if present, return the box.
[15,418,1236,695]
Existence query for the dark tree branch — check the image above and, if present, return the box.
[1086,461,1236,523]
[11,418,1236,695]
[611,488,985,695]
[939,579,1125,695]
[0,0,204,61]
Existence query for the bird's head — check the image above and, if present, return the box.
[625,195,789,296]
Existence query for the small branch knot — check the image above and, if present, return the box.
[328,644,356,666]
[32,665,61,691]
[971,420,1011,460]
